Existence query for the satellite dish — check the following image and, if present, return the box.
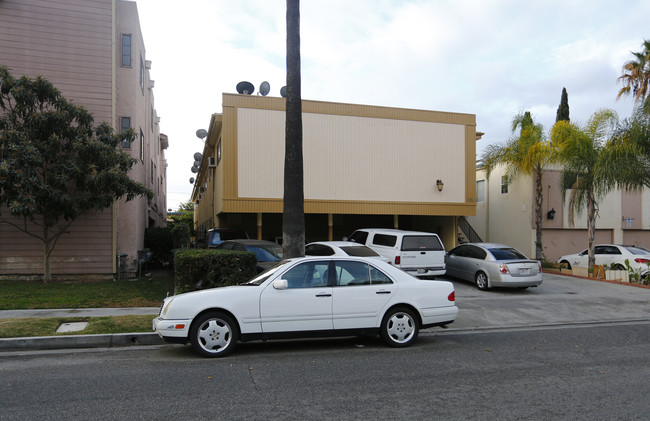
[193,152,202,161]
[191,166,199,173]
[189,177,195,184]
[259,81,270,96]
[193,160,201,167]
[196,129,208,139]
[236,81,255,95]
[280,86,287,98]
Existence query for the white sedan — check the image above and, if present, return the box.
[153,256,458,357]
[557,244,650,277]
[305,241,391,263]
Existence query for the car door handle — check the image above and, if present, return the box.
[376,290,391,295]
[315,293,332,297]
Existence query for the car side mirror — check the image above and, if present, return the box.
[273,279,288,290]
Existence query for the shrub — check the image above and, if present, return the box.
[173,249,257,293]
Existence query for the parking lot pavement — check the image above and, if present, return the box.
[441,272,650,331]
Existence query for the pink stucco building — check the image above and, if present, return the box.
[0,0,167,278]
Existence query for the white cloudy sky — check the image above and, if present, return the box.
[134,0,649,211]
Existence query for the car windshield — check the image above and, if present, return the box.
[489,247,528,260]
[247,245,283,262]
[243,260,288,285]
[339,246,380,257]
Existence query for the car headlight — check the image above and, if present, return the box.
[161,298,174,318]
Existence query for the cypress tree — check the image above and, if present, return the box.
[556,87,570,122]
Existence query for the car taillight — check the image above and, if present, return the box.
[500,264,508,274]
[395,256,401,265]
[635,258,650,264]
[448,291,455,301]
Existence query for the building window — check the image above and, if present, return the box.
[476,180,485,202]
[151,160,154,184]
[501,175,509,194]
[121,34,131,66]
[120,117,131,148]
[140,129,144,161]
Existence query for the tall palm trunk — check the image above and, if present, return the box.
[586,192,597,270]
[282,0,305,258]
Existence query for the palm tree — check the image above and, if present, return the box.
[480,112,555,260]
[552,110,622,270]
[282,0,305,258]
[617,39,650,114]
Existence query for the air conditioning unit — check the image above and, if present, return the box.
[208,157,216,167]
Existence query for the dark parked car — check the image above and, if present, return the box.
[215,239,283,272]
[206,228,249,248]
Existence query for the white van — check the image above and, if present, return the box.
[348,228,446,277]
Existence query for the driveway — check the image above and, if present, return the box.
[439,272,650,331]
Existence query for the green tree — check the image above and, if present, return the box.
[168,200,194,236]
[556,87,570,122]
[480,112,555,260]
[551,109,628,270]
[617,39,650,114]
[282,0,306,258]
[0,66,152,282]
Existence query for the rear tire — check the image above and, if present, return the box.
[475,271,489,291]
[190,312,239,358]
[380,307,419,348]
[559,261,571,270]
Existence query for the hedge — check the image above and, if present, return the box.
[174,249,258,293]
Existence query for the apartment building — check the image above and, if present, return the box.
[469,165,650,261]
[0,0,167,278]
[192,93,480,249]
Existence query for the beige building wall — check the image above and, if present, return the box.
[193,93,477,248]
[0,0,167,277]
[470,164,650,262]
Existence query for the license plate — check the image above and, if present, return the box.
[417,268,426,274]
[519,268,530,274]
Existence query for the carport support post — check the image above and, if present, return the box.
[394,215,399,229]
[328,214,333,241]
[257,213,263,240]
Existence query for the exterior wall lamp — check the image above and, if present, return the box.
[547,208,556,220]
[436,179,444,192]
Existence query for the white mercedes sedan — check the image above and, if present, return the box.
[153,256,458,357]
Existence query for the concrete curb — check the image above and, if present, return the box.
[0,332,164,352]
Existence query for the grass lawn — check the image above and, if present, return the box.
[0,315,156,338]
[0,272,175,310]
[0,272,174,338]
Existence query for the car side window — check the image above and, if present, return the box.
[607,246,621,255]
[282,262,330,288]
[373,234,397,247]
[369,265,393,284]
[594,246,606,255]
[334,261,371,286]
[469,246,487,260]
[349,231,368,244]
[449,245,467,257]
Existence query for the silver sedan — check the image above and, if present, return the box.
[446,243,542,290]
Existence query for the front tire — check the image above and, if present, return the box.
[475,271,489,291]
[190,312,239,358]
[380,307,419,348]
